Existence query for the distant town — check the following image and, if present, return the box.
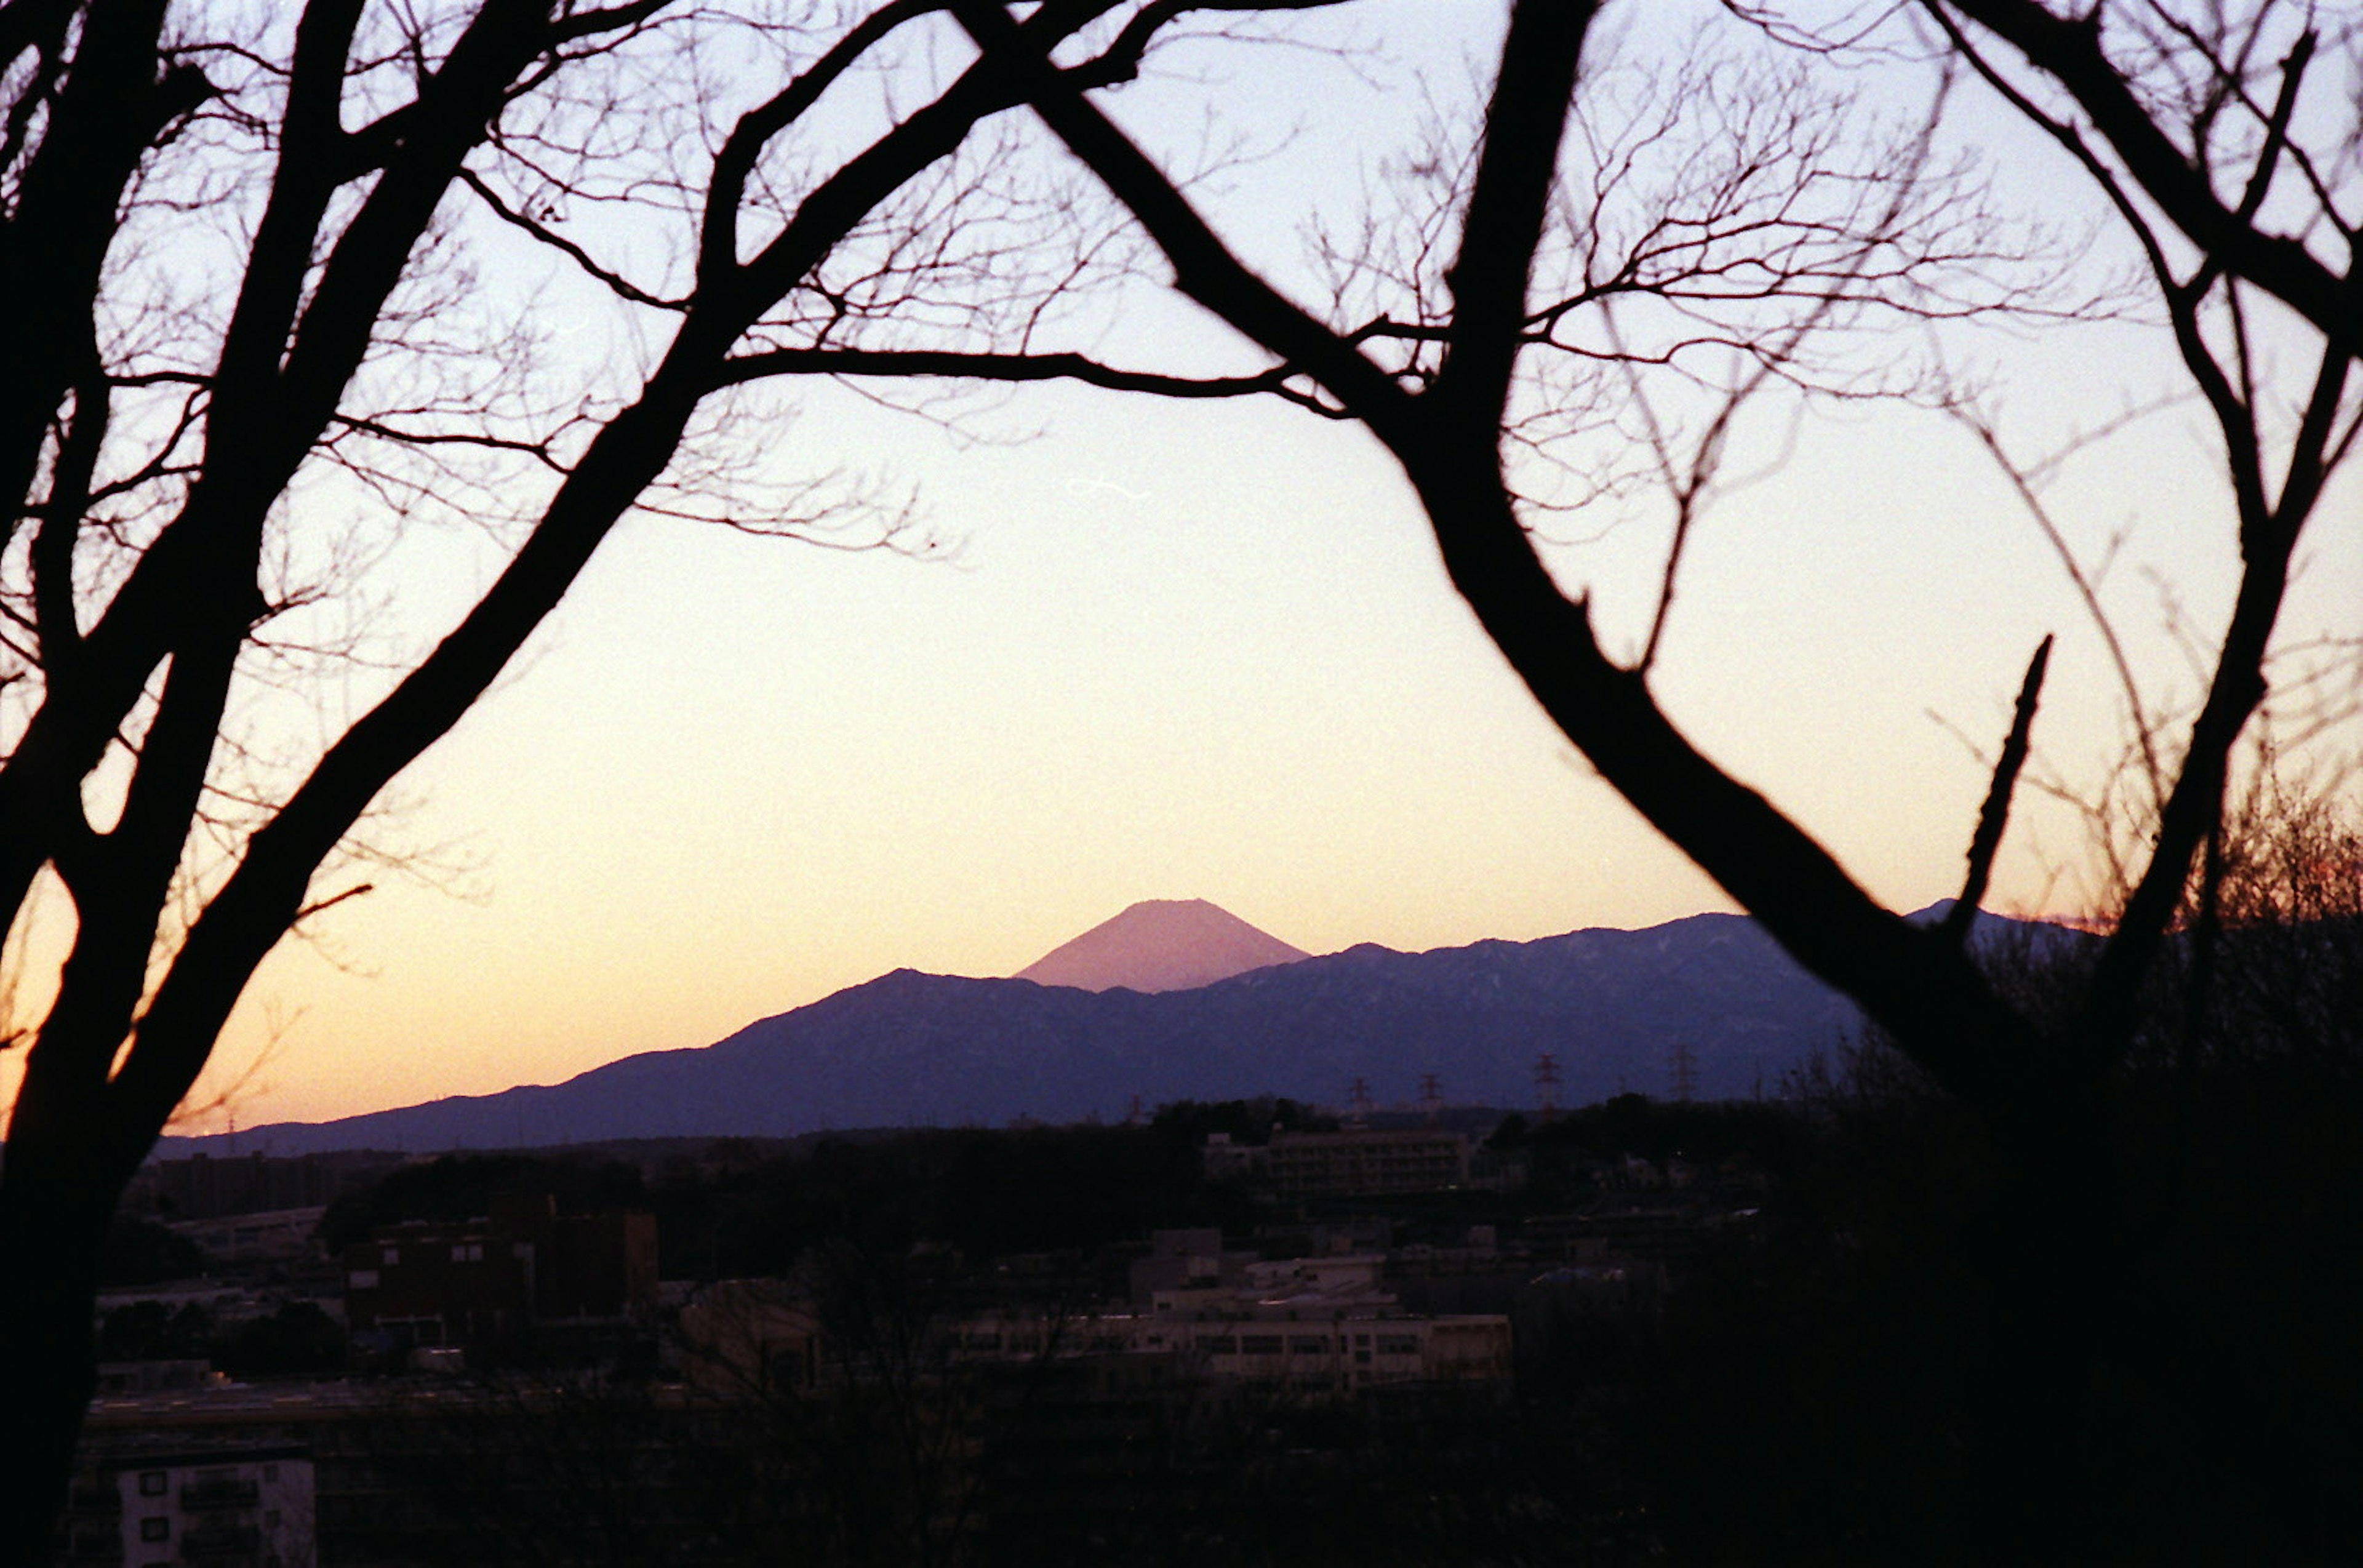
[75,902,1840,1564]
[71,1084,1789,1566]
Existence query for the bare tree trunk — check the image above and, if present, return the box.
[0,1135,123,1564]
[1968,1092,2117,1559]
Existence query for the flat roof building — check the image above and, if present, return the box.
[1263,1129,1471,1199]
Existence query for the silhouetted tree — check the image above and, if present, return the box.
[218,1301,350,1378]
[939,0,2356,1549]
[1621,769,2361,1556]
[1146,1096,1335,1146]
[95,1212,206,1285]
[318,1152,645,1254]
[95,1298,214,1363]
[0,1,1278,1549]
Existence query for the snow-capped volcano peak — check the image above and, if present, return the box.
[1014,898,1309,993]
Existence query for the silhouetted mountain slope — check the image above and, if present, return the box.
[166,908,2057,1156]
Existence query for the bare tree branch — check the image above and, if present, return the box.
[1946,634,2053,946]
[1930,0,2357,349]
[710,345,1338,410]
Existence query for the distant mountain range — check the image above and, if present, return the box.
[162,903,2041,1158]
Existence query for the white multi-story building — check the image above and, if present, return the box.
[96,1446,316,1568]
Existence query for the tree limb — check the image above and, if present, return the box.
[1930,0,2357,351]
[457,166,690,311]
[710,345,1337,412]
[1945,634,2052,946]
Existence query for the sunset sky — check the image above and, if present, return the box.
[6,1,2355,1134]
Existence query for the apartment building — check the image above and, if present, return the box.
[60,1444,316,1568]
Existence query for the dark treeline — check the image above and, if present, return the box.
[1601,902,2363,1562]
[312,1097,1341,1282]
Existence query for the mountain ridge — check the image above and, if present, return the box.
[159,905,2052,1158]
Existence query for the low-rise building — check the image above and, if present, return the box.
[1125,1226,1257,1300]
[342,1192,656,1357]
[674,1278,822,1398]
[166,1207,327,1267]
[1261,1128,1471,1199]
[951,1235,1512,1399]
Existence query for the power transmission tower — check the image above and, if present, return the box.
[1668,1041,1698,1103]
[1346,1077,1374,1128]
[1418,1073,1444,1126]
[1533,1052,1562,1119]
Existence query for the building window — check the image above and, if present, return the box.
[140,1518,169,1542]
[138,1472,167,1497]
[347,1269,378,1289]
[451,1242,482,1262]
[382,1246,401,1265]
[1240,1335,1284,1354]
